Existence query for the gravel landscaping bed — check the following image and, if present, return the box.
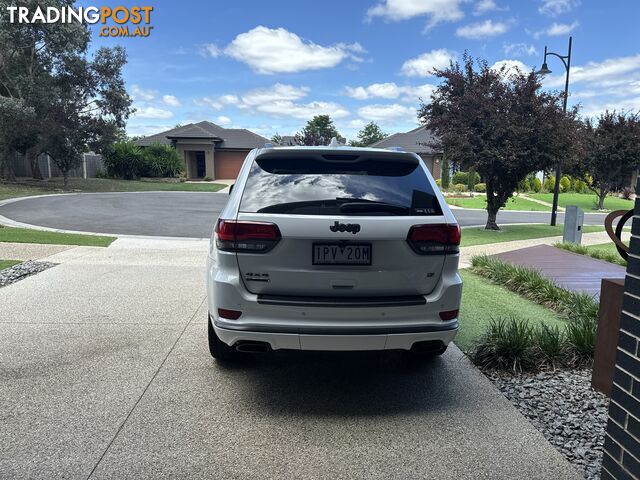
[485,369,608,480]
[0,260,56,287]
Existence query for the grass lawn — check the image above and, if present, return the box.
[0,259,21,270]
[0,226,116,247]
[460,224,604,247]
[0,178,226,201]
[529,192,634,212]
[456,270,566,352]
[446,195,551,212]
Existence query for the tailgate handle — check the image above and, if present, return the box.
[331,280,356,290]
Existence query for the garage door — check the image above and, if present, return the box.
[214,151,247,179]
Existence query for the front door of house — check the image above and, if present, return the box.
[196,152,206,178]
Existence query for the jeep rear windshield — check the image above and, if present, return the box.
[238,155,443,216]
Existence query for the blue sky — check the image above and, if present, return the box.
[87,0,640,140]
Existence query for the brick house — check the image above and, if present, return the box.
[370,126,443,180]
[135,121,267,180]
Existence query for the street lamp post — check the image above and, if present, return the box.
[536,36,572,227]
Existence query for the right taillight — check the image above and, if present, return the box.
[406,224,461,255]
[215,219,281,253]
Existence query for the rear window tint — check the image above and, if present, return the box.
[239,155,443,216]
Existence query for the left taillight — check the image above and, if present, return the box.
[215,219,281,253]
[406,224,461,255]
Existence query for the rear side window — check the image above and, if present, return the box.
[238,155,443,216]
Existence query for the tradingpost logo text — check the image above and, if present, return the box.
[4,5,154,37]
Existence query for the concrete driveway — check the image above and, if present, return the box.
[0,239,580,479]
[0,192,610,238]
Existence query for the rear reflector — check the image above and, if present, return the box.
[407,224,461,255]
[218,308,242,320]
[439,309,459,321]
[215,219,281,253]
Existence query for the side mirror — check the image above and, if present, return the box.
[229,184,234,195]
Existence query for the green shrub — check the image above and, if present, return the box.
[543,175,555,192]
[435,178,442,187]
[452,171,468,185]
[466,170,481,190]
[533,323,564,365]
[94,169,109,179]
[572,178,587,193]
[103,141,144,179]
[559,176,571,192]
[141,143,183,177]
[203,175,213,181]
[532,177,542,193]
[474,183,486,193]
[565,317,597,361]
[518,178,531,192]
[473,317,536,372]
[453,183,467,192]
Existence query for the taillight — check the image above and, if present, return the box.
[407,224,461,255]
[215,219,281,253]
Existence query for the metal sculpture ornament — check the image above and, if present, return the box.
[605,209,634,261]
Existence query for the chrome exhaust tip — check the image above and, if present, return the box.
[234,341,272,353]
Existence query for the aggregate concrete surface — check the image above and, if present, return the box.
[0,238,581,479]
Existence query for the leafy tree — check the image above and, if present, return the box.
[0,0,132,184]
[141,143,183,177]
[569,111,640,209]
[419,53,578,229]
[295,115,345,146]
[103,141,144,180]
[270,133,283,145]
[349,122,386,147]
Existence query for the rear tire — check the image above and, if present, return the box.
[208,316,239,361]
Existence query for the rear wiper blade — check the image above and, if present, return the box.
[338,201,409,214]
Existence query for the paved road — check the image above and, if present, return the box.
[0,239,580,479]
[0,192,610,237]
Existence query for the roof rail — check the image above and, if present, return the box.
[387,146,404,152]
[263,142,274,148]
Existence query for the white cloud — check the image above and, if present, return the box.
[357,103,416,123]
[257,100,349,119]
[503,42,537,57]
[534,21,578,38]
[579,97,640,119]
[162,95,181,107]
[366,0,464,29]
[193,97,223,110]
[538,0,580,17]
[344,82,436,103]
[240,83,309,106]
[133,106,174,119]
[218,94,239,105]
[491,59,532,74]
[127,123,174,137]
[474,0,500,15]
[400,49,457,77]
[456,20,509,39]
[200,43,220,58]
[216,115,232,125]
[131,85,156,102]
[543,55,640,89]
[223,26,364,74]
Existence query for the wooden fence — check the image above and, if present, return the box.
[8,152,104,179]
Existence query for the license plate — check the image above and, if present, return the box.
[313,243,372,265]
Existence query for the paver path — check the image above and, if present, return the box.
[494,244,626,297]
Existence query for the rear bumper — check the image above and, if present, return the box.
[212,315,458,351]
